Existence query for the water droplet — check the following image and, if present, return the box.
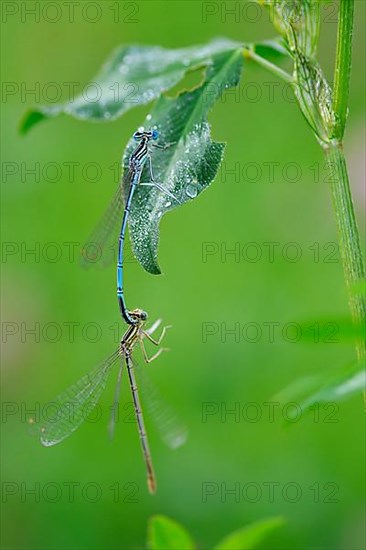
[165,201,172,208]
[104,112,111,119]
[146,114,152,121]
[185,183,198,198]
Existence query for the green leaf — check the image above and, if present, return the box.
[20,39,241,134]
[123,47,243,274]
[275,359,365,422]
[147,515,195,550]
[214,517,285,550]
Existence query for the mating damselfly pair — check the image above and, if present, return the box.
[36,127,186,493]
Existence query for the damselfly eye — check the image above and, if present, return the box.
[152,129,159,140]
[133,132,140,141]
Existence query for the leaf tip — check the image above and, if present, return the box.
[146,263,162,275]
[19,110,48,135]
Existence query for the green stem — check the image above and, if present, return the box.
[332,0,355,140]
[243,48,292,83]
[324,143,365,361]
[327,0,365,361]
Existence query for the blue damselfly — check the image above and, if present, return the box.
[36,310,186,494]
[82,127,180,325]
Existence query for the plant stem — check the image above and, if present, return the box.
[332,0,355,140]
[324,142,365,361]
[243,48,292,83]
[326,0,365,361]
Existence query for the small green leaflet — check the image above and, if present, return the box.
[122,47,243,274]
[147,515,284,550]
[214,516,285,550]
[147,515,195,550]
[20,39,241,134]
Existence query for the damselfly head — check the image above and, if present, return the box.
[133,126,159,142]
[129,308,148,323]
[133,127,145,141]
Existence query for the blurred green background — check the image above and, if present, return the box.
[1,1,365,549]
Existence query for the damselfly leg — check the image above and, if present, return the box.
[140,154,181,204]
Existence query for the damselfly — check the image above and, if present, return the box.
[36,309,187,494]
[81,127,180,325]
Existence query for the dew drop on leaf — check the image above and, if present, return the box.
[185,183,198,198]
